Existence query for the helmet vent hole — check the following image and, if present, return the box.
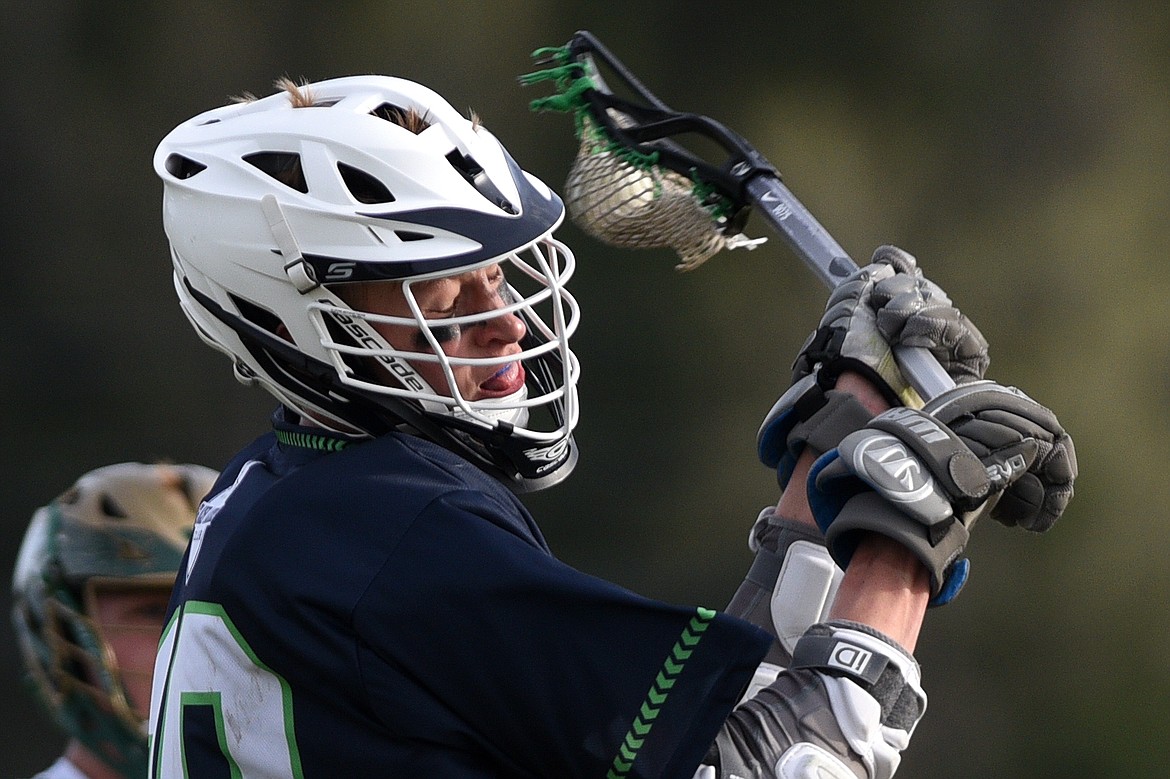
[228,293,285,336]
[165,154,207,180]
[394,230,433,242]
[243,151,308,193]
[99,494,128,519]
[445,150,517,215]
[337,162,395,204]
[370,103,430,134]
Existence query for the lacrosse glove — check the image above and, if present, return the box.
[924,381,1077,532]
[758,245,990,487]
[806,381,1076,605]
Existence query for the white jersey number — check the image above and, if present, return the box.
[149,601,303,778]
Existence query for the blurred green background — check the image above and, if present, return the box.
[2,2,1165,777]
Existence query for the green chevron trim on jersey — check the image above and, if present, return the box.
[274,428,351,452]
[606,606,717,779]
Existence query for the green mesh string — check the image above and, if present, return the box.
[521,45,660,172]
[689,172,735,221]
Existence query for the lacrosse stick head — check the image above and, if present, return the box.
[563,117,737,270]
[522,32,767,271]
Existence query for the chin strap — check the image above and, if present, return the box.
[261,194,320,294]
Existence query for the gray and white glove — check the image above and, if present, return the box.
[806,382,1076,605]
[758,245,989,487]
[793,245,990,402]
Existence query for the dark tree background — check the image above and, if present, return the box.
[3,3,1167,777]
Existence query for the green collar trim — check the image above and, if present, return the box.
[274,428,351,453]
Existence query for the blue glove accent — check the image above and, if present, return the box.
[757,374,821,485]
[806,449,868,540]
[929,557,969,606]
[756,405,797,471]
[806,449,840,536]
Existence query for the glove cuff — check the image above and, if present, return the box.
[792,324,921,409]
[824,491,971,606]
[817,354,909,409]
[757,374,878,487]
[790,620,925,730]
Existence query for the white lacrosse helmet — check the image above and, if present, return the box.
[155,75,581,491]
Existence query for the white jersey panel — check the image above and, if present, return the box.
[149,602,301,779]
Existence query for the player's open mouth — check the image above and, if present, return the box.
[478,362,526,397]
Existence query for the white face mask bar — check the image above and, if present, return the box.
[308,238,580,443]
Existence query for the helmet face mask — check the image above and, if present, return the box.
[158,75,582,490]
[11,462,218,777]
[316,242,579,432]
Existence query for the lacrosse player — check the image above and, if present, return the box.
[147,75,1074,778]
[13,462,218,779]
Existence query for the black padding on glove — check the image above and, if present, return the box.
[925,382,1077,532]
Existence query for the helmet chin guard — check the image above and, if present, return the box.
[157,75,581,490]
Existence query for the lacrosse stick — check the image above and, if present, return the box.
[520,30,955,401]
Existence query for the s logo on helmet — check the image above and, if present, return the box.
[325,262,355,281]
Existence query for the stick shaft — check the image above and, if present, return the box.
[744,176,957,400]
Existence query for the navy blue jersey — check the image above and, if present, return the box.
[148,410,770,778]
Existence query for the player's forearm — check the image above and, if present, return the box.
[829,532,929,651]
[774,370,929,651]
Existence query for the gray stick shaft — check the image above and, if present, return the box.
[743,175,957,400]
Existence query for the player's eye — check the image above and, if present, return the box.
[413,322,461,349]
[496,279,515,305]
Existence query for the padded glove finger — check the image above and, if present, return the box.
[873,276,990,385]
[925,382,1077,532]
[760,245,990,488]
[791,245,990,404]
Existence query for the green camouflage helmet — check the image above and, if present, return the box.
[11,461,218,777]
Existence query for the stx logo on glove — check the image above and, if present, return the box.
[849,435,931,498]
[835,415,964,528]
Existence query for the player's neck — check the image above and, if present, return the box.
[296,408,363,435]
[64,739,122,779]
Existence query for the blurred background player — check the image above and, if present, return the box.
[12,462,218,779]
